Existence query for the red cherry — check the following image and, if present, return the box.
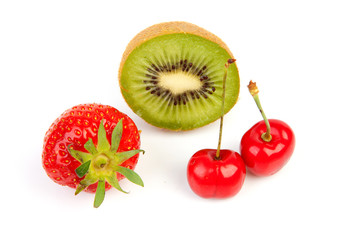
[186,59,246,198]
[187,149,246,198]
[240,81,295,176]
[240,119,295,176]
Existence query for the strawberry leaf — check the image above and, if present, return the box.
[115,166,144,187]
[94,179,106,208]
[97,120,111,152]
[105,172,128,194]
[110,119,123,152]
[75,160,91,178]
[84,139,97,155]
[75,184,87,195]
[75,174,98,195]
[115,149,145,165]
[68,146,93,163]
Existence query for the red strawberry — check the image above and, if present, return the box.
[42,103,144,207]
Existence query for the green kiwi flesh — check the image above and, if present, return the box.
[120,33,239,131]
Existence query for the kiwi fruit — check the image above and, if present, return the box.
[118,21,239,131]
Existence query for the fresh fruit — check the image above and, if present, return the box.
[42,104,144,207]
[187,149,246,198]
[240,81,295,176]
[118,21,240,131]
[187,60,246,198]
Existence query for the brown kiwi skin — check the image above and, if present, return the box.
[118,21,239,131]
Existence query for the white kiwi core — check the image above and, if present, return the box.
[158,72,202,95]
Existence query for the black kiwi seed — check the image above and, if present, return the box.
[194,92,200,99]
[144,59,214,106]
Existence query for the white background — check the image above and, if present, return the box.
[1,0,359,239]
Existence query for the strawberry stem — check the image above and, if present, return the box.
[248,80,272,142]
[215,59,236,160]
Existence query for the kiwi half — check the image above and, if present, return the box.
[118,21,239,131]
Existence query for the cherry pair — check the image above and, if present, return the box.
[187,60,295,198]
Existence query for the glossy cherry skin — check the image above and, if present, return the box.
[240,119,295,176]
[187,149,246,198]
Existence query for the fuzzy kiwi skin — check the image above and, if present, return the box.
[118,21,240,131]
[119,21,235,75]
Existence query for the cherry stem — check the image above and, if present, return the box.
[215,59,236,160]
[248,80,272,142]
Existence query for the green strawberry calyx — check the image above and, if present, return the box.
[67,119,144,208]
